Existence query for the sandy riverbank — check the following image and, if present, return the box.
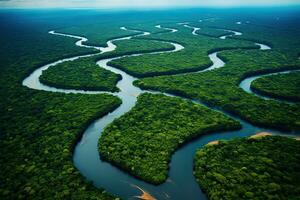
[249,132,273,139]
[207,140,220,146]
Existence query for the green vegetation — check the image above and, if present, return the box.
[0,92,121,199]
[107,38,175,56]
[59,20,175,47]
[0,14,120,199]
[99,93,241,184]
[251,71,300,102]
[196,28,230,38]
[109,27,257,77]
[60,24,139,47]
[135,50,300,131]
[197,16,300,59]
[234,24,300,58]
[194,136,300,200]
[39,38,174,92]
[40,57,121,92]
[186,23,231,38]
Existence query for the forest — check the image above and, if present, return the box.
[194,136,300,200]
[135,50,300,131]
[251,71,300,102]
[0,11,122,199]
[40,57,122,92]
[109,26,257,77]
[39,38,174,92]
[99,93,240,184]
[194,16,300,59]
[193,26,233,38]
[58,20,168,47]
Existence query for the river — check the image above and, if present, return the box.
[22,22,299,200]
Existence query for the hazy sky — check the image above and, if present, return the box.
[1,0,300,8]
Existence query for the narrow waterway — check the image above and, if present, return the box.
[240,69,300,103]
[22,22,298,200]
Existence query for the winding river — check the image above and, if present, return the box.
[22,22,299,200]
[183,24,201,35]
[240,69,300,103]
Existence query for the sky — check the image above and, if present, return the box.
[0,0,300,8]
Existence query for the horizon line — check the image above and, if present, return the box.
[1,4,300,10]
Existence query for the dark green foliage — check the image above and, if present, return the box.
[0,92,121,199]
[60,24,139,47]
[194,136,300,200]
[0,14,120,199]
[39,38,174,91]
[107,38,174,57]
[99,93,241,184]
[135,50,300,131]
[40,57,121,92]
[235,24,300,58]
[59,21,167,47]
[251,71,300,102]
[109,27,257,77]
[186,22,231,38]
[196,27,231,38]
[198,17,300,59]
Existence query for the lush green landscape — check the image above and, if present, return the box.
[99,93,240,184]
[135,50,300,131]
[0,12,121,199]
[40,57,121,92]
[59,20,167,47]
[109,27,257,77]
[1,7,300,200]
[0,92,120,199]
[251,71,300,102]
[39,38,174,92]
[194,15,300,59]
[194,136,300,200]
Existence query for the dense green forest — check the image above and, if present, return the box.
[109,27,257,77]
[39,38,174,92]
[135,50,300,131]
[60,24,139,47]
[59,20,167,47]
[40,57,121,92]
[0,92,120,199]
[194,136,300,200]
[99,93,240,184]
[196,16,300,59]
[187,24,233,38]
[0,12,122,199]
[251,71,300,102]
[196,27,231,38]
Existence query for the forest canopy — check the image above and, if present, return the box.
[99,93,240,184]
[194,136,300,200]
